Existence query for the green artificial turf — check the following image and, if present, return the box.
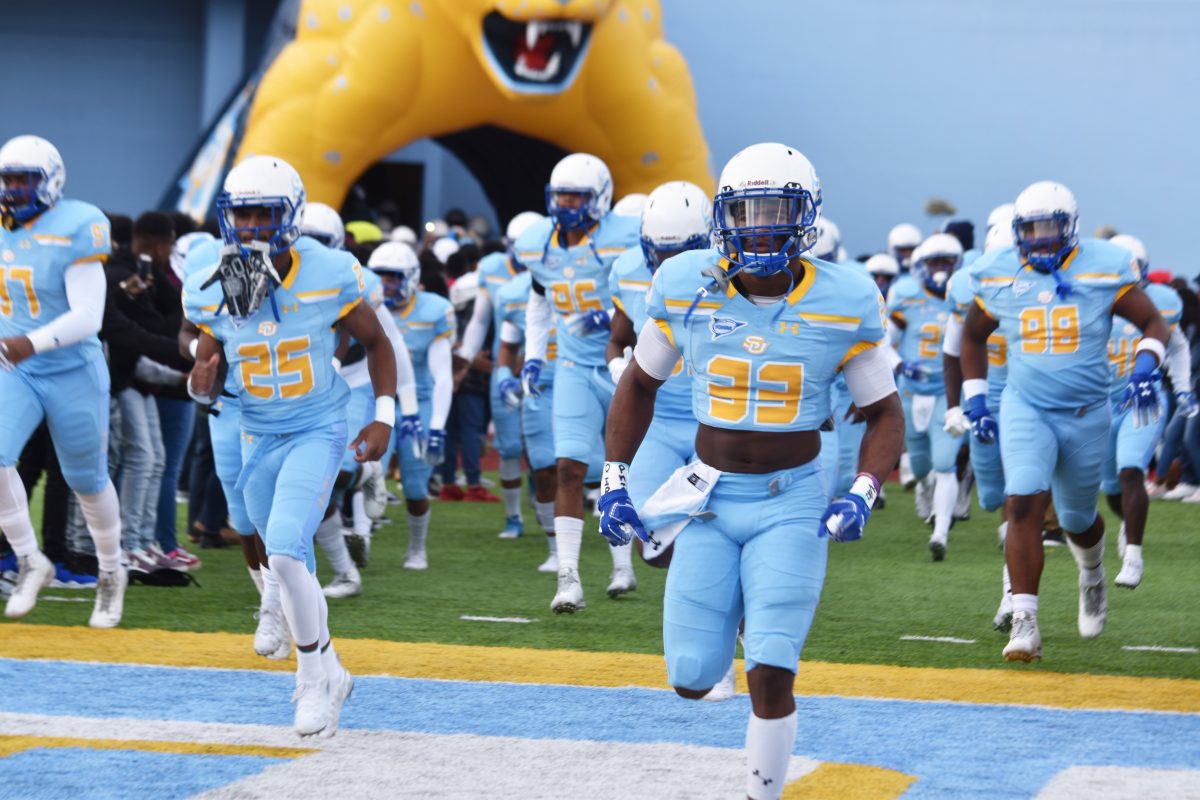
[16,478,1200,680]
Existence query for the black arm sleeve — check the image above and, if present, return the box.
[531,276,545,296]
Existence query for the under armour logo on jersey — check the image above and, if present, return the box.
[752,770,773,787]
[710,315,747,341]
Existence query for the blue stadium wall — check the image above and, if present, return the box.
[3,0,1198,271]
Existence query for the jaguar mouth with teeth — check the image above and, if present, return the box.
[482,12,593,90]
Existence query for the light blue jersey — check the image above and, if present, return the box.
[390,290,455,401]
[951,259,1011,410]
[974,239,1139,411]
[496,270,557,382]
[0,198,110,374]
[182,236,365,435]
[887,275,953,396]
[515,214,640,367]
[476,251,520,359]
[1107,282,1182,403]
[648,251,887,433]
[609,247,693,420]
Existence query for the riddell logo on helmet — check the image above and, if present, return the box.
[743,180,773,187]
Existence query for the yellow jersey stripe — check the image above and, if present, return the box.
[800,312,861,325]
[654,318,676,347]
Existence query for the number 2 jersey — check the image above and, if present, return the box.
[514,213,640,368]
[886,275,953,396]
[971,239,1138,411]
[182,236,365,434]
[0,198,111,375]
[389,289,455,402]
[647,250,887,432]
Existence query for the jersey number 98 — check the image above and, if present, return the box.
[1020,305,1079,355]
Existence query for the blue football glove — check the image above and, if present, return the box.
[820,493,872,542]
[567,309,611,336]
[1175,390,1200,420]
[520,358,544,399]
[424,428,446,466]
[1121,352,1162,429]
[965,394,998,444]
[899,361,930,382]
[597,461,651,546]
[495,366,523,409]
[397,414,425,459]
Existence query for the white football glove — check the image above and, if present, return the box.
[943,405,969,438]
[607,345,633,386]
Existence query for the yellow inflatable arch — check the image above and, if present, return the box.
[237,0,714,220]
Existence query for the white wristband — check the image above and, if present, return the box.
[962,378,988,401]
[601,461,629,494]
[375,395,396,427]
[188,338,199,359]
[187,374,214,405]
[1135,337,1166,366]
[849,473,880,507]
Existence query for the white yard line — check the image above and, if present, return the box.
[900,635,977,645]
[1122,645,1198,654]
[460,615,537,624]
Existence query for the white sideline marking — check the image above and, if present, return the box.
[1122,645,1198,654]
[40,595,92,603]
[460,615,537,624]
[900,635,977,645]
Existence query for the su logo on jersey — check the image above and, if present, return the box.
[742,335,769,355]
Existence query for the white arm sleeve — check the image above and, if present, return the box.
[427,335,453,429]
[458,289,492,360]
[376,304,419,416]
[133,357,185,386]
[525,290,551,362]
[1166,326,1193,391]
[843,345,899,408]
[942,314,963,358]
[500,320,523,345]
[26,261,106,354]
[884,319,903,369]
[632,318,680,381]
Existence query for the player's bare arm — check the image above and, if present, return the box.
[960,302,999,384]
[1113,286,1170,348]
[604,356,664,464]
[339,299,398,462]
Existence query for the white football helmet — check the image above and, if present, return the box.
[887,223,922,270]
[0,135,65,222]
[545,153,613,230]
[639,181,712,271]
[218,155,306,256]
[368,241,421,307]
[390,224,418,245]
[712,142,822,276]
[1012,180,1078,271]
[984,223,1015,253]
[866,253,900,277]
[301,202,345,250]
[812,217,842,262]
[1109,233,1148,275]
[505,211,545,243]
[613,193,648,217]
[986,203,1015,233]
[912,233,963,294]
[169,231,216,282]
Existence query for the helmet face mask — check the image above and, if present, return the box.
[920,255,958,293]
[638,181,712,273]
[1012,181,1079,273]
[545,188,596,231]
[379,267,420,308]
[544,153,613,231]
[218,197,302,257]
[201,241,280,321]
[0,135,66,223]
[713,185,818,277]
[912,234,963,295]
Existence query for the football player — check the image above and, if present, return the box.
[369,241,453,571]
[606,180,711,564]
[514,153,640,612]
[961,181,1169,662]
[887,233,965,559]
[0,135,126,627]
[1101,234,1196,588]
[185,156,396,736]
[887,222,922,273]
[458,211,545,536]
[601,143,903,799]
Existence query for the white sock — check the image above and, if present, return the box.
[269,553,322,648]
[932,470,957,539]
[1124,543,1143,563]
[248,567,264,595]
[500,458,523,518]
[0,466,39,557]
[610,541,632,570]
[745,711,797,800]
[320,638,342,678]
[296,647,324,684]
[1067,532,1105,581]
[408,510,430,552]
[900,451,912,476]
[314,571,331,645]
[76,481,122,573]
[261,563,282,611]
[1002,563,1011,596]
[535,500,555,534]
[351,492,371,536]
[314,513,354,576]
[1012,593,1038,616]
[546,536,558,556]
[554,516,583,571]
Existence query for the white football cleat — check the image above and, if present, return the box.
[1115,554,1143,589]
[322,568,362,599]
[4,551,54,619]
[915,476,934,522]
[403,549,428,571]
[320,665,354,739]
[359,462,387,520]
[551,567,585,614]
[701,662,737,702]
[1078,567,1108,639]
[899,453,916,489]
[1117,522,1127,560]
[606,565,637,598]
[1161,482,1197,500]
[993,591,1013,632]
[1183,488,1200,504]
[1003,611,1041,662]
[1145,481,1167,500]
[254,607,289,658]
[928,531,947,562]
[291,679,329,737]
[537,553,559,574]
[89,567,128,628]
